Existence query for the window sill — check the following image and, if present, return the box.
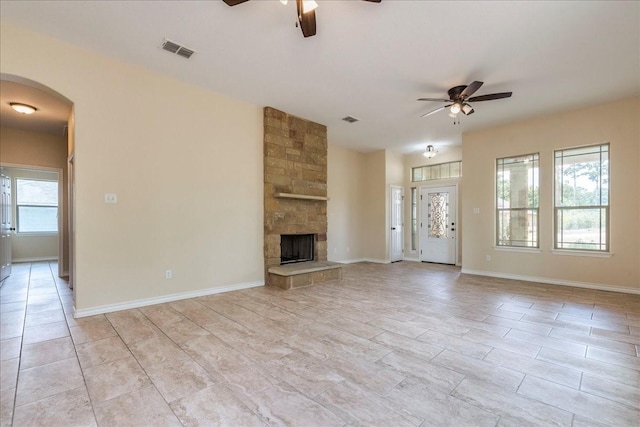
[16,232,59,237]
[550,249,613,258]
[493,246,541,254]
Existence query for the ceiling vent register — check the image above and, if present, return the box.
[161,39,195,59]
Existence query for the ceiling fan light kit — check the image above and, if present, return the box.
[418,81,512,122]
[302,0,318,13]
[222,0,381,38]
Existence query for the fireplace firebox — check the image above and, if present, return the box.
[280,234,315,265]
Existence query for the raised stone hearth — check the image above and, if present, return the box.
[268,261,343,290]
[263,107,341,289]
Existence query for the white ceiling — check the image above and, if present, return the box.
[1,1,638,153]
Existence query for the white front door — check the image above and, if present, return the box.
[1,168,12,282]
[420,185,457,264]
[390,185,404,262]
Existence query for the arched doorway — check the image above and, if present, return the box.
[0,74,75,292]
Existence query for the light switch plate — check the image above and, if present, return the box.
[104,193,117,204]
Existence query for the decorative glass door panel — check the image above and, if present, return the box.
[428,192,449,239]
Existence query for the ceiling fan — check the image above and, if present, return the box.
[418,81,512,118]
[222,0,381,38]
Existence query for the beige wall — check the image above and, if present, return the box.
[461,97,639,292]
[327,145,366,262]
[362,150,387,261]
[1,24,264,313]
[328,147,404,263]
[0,127,68,271]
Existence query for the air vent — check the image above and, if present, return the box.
[161,38,195,59]
[342,116,359,123]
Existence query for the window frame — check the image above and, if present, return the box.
[553,143,610,253]
[15,177,59,235]
[410,187,417,252]
[495,152,540,249]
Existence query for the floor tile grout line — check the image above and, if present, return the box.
[8,262,31,427]
[36,261,101,427]
[123,305,270,426]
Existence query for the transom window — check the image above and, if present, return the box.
[16,178,58,233]
[496,153,539,248]
[412,161,462,182]
[554,144,609,251]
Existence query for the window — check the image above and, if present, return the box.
[554,144,609,251]
[410,187,417,251]
[16,179,58,233]
[412,161,462,182]
[496,153,539,248]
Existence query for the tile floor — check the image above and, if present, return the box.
[1,261,639,426]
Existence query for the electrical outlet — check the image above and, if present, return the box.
[165,269,172,279]
[485,255,491,262]
[104,193,117,204]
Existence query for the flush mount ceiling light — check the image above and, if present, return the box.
[423,145,438,159]
[9,103,37,115]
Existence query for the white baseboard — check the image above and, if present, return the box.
[460,268,640,295]
[337,258,366,264]
[13,257,57,263]
[364,258,391,264]
[74,280,264,318]
[402,257,420,262]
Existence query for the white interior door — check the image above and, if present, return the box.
[1,168,13,282]
[390,185,404,262]
[420,185,457,264]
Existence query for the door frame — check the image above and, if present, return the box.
[419,182,459,265]
[0,162,65,277]
[389,185,404,262]
[0,167,12,283]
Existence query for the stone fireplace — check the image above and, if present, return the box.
[263,107,341,289]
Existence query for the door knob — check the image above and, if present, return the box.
[391,227,396,230]
[9,227,16,231]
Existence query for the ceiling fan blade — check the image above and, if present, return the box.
[460,81,483,98]
[417,98,451,102]
[467,92,513,102]
[296,0,317,37]
[421,105,450,118]
[222,0,249,5]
